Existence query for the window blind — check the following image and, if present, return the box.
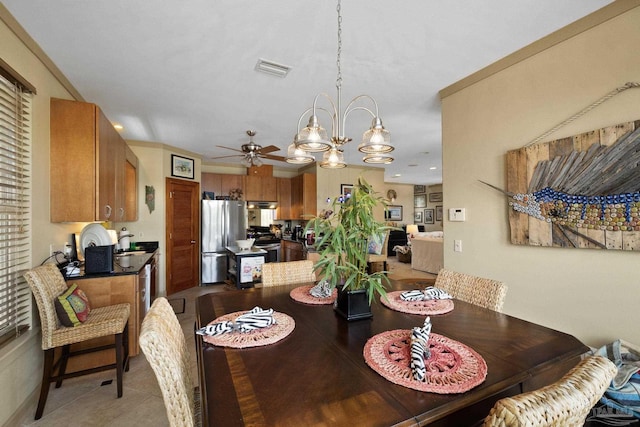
[0,72,32,348]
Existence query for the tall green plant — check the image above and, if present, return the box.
[307,177,393,303]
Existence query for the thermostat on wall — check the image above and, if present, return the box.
[449,208,466,222]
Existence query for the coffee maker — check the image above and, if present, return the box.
[292,225,303,241]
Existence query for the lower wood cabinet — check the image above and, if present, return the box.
[62,274,144,372]
[281,239,305,262]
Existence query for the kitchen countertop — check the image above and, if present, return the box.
[225,246,267,255]
[67,250,157,280]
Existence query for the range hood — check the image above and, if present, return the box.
[247,201,278,209]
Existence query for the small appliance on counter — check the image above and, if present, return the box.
[84,244,115,274]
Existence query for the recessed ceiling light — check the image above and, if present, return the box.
[392,173,401,178]
[255,58,291,78]
[408,164,418,167]
[429,166,437,170]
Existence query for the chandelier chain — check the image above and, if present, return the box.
[336,0,342,91]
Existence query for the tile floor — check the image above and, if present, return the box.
[16,257,435,426]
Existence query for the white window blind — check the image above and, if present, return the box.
[0,72,32,348]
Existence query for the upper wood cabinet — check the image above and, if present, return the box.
[244,175,277,201]
[275,177,292,220]
[291,173,317,219]
[124,145,138,221]
[50,98,137,222]
[201,173,244,199]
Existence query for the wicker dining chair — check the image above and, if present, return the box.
[23,263,130,420]
[261,260,316,287]
[139,297,200,427]
[483,355,617,426]
[434,268,508,312]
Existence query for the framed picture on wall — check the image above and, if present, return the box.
[386,205,403,221]
[414,194,426,208]
[414,211,423,223]
[435,205,443,221]
[171,154,194,179]
[414,185,426,194]
[429,192,443,203]
[424,209,434,224]
[341,184,354,199]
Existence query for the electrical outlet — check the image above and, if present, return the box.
[139,231,144,238]
[454,240,463,252]
[50,244,55,256]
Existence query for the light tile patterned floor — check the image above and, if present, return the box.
[16,257,434,426]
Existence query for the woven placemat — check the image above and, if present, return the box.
[201,310,295,349]
[363,330,487,393]
[289,285,338,305]
[381,291,454,315]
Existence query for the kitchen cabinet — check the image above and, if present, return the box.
[275,177,292,220]
[291,173,317,220]
[245,175,277,201]
[282,239,305,262]
[50,98,137,222]
[124,145,138,221]
[201,173,244,199]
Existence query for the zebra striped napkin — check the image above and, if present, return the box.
[196,306,276,336]
[400,286,452,302]
[410,317,432,382]
[309,280,332,298]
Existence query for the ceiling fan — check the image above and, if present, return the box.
[210,130,286,167]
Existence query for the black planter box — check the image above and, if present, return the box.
[334,288,373,321]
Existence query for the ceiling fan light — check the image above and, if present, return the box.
[285,143,315,164]
[252,155,263,167]
[241,155,252,167]
[359,118,393,154]
[363,153,394,164]
[319,147,346,169]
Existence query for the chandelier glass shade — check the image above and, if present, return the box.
[286,0,394,169]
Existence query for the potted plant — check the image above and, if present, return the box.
[307,177,393,320]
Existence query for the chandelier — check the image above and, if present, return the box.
[285,0,394,168]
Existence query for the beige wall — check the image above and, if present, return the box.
[441,4,640,348]
[0,11,79,425]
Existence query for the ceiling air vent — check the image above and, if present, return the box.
[254,58,291,78]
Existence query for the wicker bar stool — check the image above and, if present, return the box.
[434,268,508,312]
[139,297,200,427]
[261,260,316,287]
[23,263,130,420]
[483,355,617,426]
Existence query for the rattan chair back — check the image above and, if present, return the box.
[261,260,316,287]
[435,268,507,312]
[139,297,199,427]
[24,263,70,349]
[483,355,617,426]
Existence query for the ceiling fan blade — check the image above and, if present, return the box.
[261,154,287,162]
[216,145,244,153]
[257,145,280,154]
[208,154,244,160]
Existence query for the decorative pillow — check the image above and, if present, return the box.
[55,283,91,327]
[367,233,385,255]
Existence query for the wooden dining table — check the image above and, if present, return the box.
[195,280,588,426]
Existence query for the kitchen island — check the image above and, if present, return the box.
[226,246,267,289]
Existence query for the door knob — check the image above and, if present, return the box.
[190,240,196,244]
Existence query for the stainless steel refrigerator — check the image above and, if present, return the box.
[201,200,248,284]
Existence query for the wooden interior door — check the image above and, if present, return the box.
[166,177,200,295]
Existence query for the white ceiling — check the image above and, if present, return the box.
[3,0,611,185]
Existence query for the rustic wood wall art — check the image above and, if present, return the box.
[504,119,640,251]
